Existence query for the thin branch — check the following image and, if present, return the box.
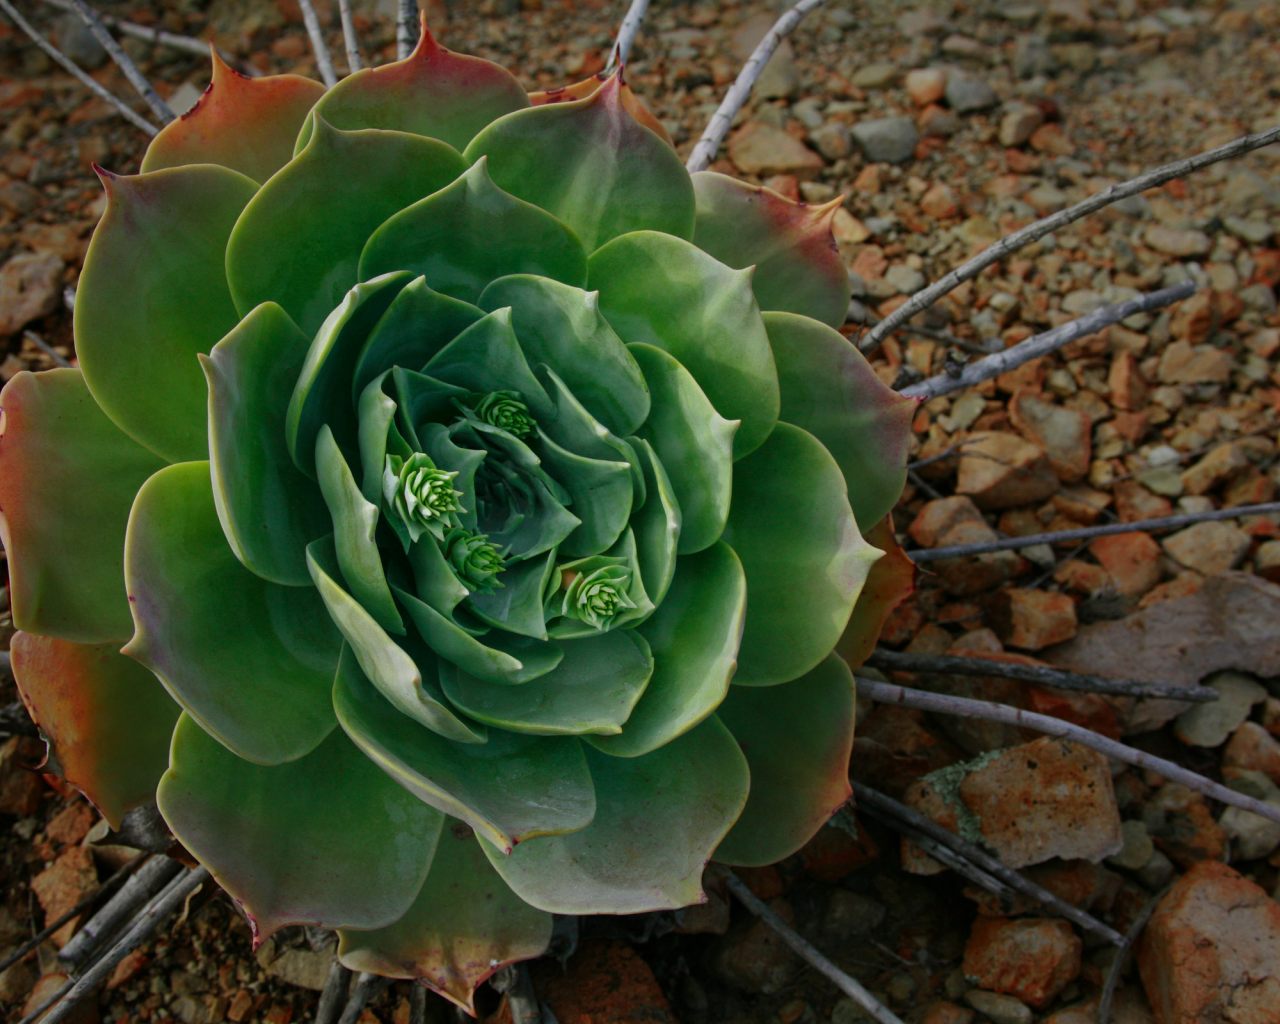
[908,500,1280,563]
[863,314,995,356]
[22,330,72,368]
[297,0,337,88]
[337,972,393,1024]
[492,964,540,1024]
[862,124,1280,352]
[1098,883,1171,1024]
[686,0,831,172]
[408,982,428,1024]
[67,0,174,123]
[58,855,183,969]
[895,281,1196,398]
[337,0,361,73]
[604,0,649,74]
[854,677,1280,826]
[907,439,982,471]
[396,0,418,60]
[0,0,159,135]
[316,959,354,1024]
[865,649,1219,704]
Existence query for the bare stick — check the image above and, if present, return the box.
[862,125,1280,352]
[298,0,337,88]
[686,0,830,172]
[895,281,1196,398]
[1098,883,1171,1024]
[0,0,158,135]
[867,806,1024,902]
[863,314,994,356]
[22,330,72,369]
[68,0,173,123]
[854,677,1280,826]
[58,855,184,968]
[396,0,418,60]
[604,0,649,74]
[338,972,394,1024]
[337,0,361,73]
[853,784,1125,945]
[408,982,428,1024]
[909,500,1280,563]
[316,959,354,1024]
[724,874,906,1024]
[491,964,540,1024]
[865,649,1218,704]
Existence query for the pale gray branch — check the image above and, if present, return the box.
[337,972,393,1024]
[58,855,183,968]
[68,0,174,123]
[298,0,337,87]
[396,0,418,60]
[23,330,72,368]
[604,0,649,74]
[316,959,353,1024]
[338,0,361,73]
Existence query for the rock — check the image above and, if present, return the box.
[851,118,919,165]
[1114,480,1174,523]
[1224,215,1272,245]
[728,122,825,180]
[46,801,96,847]
[1029,123,1073,156]
[999,106,1045,148]
[945,74,997,113]
[0,737,44,817]
[910,497,989,548]
[709,898,800,994]
[1174,672,1267,748]
[53,13,107,68]
[0,252,65,336]
[1169,292,1219,345]
[810,121,852,160]
[1090,533,1162,599]
[1223,722,1280,784]
[537,940,675,1024]
[1008,391,1091,483]
[1161,521,1250,577]
[965,859,1120,918]
[987,589,1077,650]
[885,264,924,295]
[1143,784,1227,869]
[1157,340,1233,384]
[931,524,1027,596]
[1256,540,1280,583]
[851,62,898,88]
[906,68,948,106]
[1180,443,1248,497]
[918,1002,973,1024]
[1144,225,1212,258]
[256,943,333,991]
[0,956,36,1005]
[24,973,97,1024]
[755,50,799,99]
[1108,819,1155,871]
[832,208,871,246]
[964,990,1031,1024]
[1137,861,1280,1024]
[962,917,1082,1009]
[956,432,1059,510]
[820,889,886,942]
[31,847,98,947]
[1108,352,1148,413]
[0,180,43,217]
[1218,770,1280,860]
[920,183,958,219]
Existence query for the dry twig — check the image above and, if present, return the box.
[23,330,72,368]
[396,0,418,59]
[316,959,353,1024]
[337,972,394,1024]
[605,0,650,73]
[337,0,361,73]
[1098,883,1172,1024]
[298,0,337,87]
[58,854,184,968]
[408,982,428,1024]
[67,0,174,123]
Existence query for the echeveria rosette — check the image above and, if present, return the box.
[0,20,915,1013]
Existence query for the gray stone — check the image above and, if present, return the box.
[965,990,1032,1024]
[1224,215,1273,245]
[1219,770,1280,860]
[1175,672,1268,748]
[1136,848,1175,890]
[790,98,825,129]
[945,73,998,112]
[885,264,924,295]
[811,120,852,160]
[167,82,205,117]
[1240,284,1278,316]
[1107,819,1155,871]
[756,45,800,100]
[821,890,887,941]
[851,117,919,164]
[1223,169,1280,213]
[53,13,107,69]
[852,62,899,88]
[1014,34,1057,79]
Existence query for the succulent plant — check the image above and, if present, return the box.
[0,23,913,1011]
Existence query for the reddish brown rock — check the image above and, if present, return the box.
[905,67,947,106]
[1157,340,1233,384]
[1167,290,1217,342]
[918,1002,974,1024]
[965,859,1121,918]
[1161,521,1251,577]
[1144,784,1227,869]
[31,846,98,947]
[1054,558,1114,595]
[963,917,1082,1009]
[859,705,966,771]
[23,973,97,1024]
[728,121,825,180]
[986,589,1078,650]
[1009,391,1091,483]
[910,496,989,548]
[46,801,96,847]
[920,182,958,219]
[1108,352,1148,412]
[0,252,65,335]
[0,736,44,817]
[798,819,880,882]
[956,432,1059,509]
[931,526,1028,597]
[1090,532,1163,598]
[1223,721,1280,784]
[1181,442,1249,496]
[537,940,675,1024]
[1114,480,1174,523]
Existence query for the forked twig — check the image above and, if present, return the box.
[337,0,361,73]
[396,0,418,60]
[686,0,831,172]
[854,677,1280,825]
[67,0,174,123]
[894,281,1196,398]
[0,0,159,135]
[297,0,337,87]
[604,0,649,74]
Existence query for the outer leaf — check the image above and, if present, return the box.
[723,422,881,686]
[530,74,673,146]
[361,159,587,305]
[766,312,914,530]
[159,714,442,940]
[0,370,165,642]
[588,543,743,758]
[226,119,466,336]
[465,74,695,252]
[123,463,341,765]
[142,51,326,184]
[836,517,915,671]
[299,21,528,153]
[628,344,735,555]
[202,302,329,586]
[482,715,749,914]
[11,632,179,828]
[589,231,779,458]
[692,173,850,330]
[334,649,594,852]
[337,823,551,1014]
[76,165,258,462]
[714,654,856,866]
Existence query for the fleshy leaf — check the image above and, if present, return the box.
[0,370,165,642]
[142,51,326,184]
[692,173,850,330]
[466,549,555,639]
[423,308,553,420]
[76,165,258,463]
[723,422,881,686]
[766,312,914,530]
[626,436,680,608]
[587,543,743,758]
[123,463,341,765]
[226,119,466,337]
[589,231,779,458]
[202,302,329,586]
[359,159,587,306]
[628,344,735,554]
[11,632,179,828]
[714,654,856,866]
[537,430,632,557]
[299,19,528,153]
[836,517,915,671]
[464,74,695,252]
[482,715,749,914]
[337,823,551,1014]
[335,649,594,852]
[530,74,673,146]
[158,714,442,940]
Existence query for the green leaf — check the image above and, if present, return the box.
[0,370,165,643]
[158,713,442,939]
[478,275,649,436]
[714,654,856,866]
[286,271,415,478]
[357,372,400,506]
[626,436,680,609]
[391,371,472,455]
[537,431,632,558]
[298,27,529,153]
[588,543,743,758]
[306,537,485,743]
[337,823,551,1015]
[359,159,587,305]
[76,165,259,462]
[407,532,472,619]
[628,344,735,555]
[722,422,881,686]
[123,463,341,765]
[202,302,330,587]
[466,550,556,639]
[440,630,652,737]
[836,516,916,672]
[423,308,554,420]
[482,715,749,913]
[11,632,179,828]
[589,230,779,459]
[464,74,695,253]
[766,312,914,530]
[226,119,466,337]
[334,649,594,852]
[692,172,851,330]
